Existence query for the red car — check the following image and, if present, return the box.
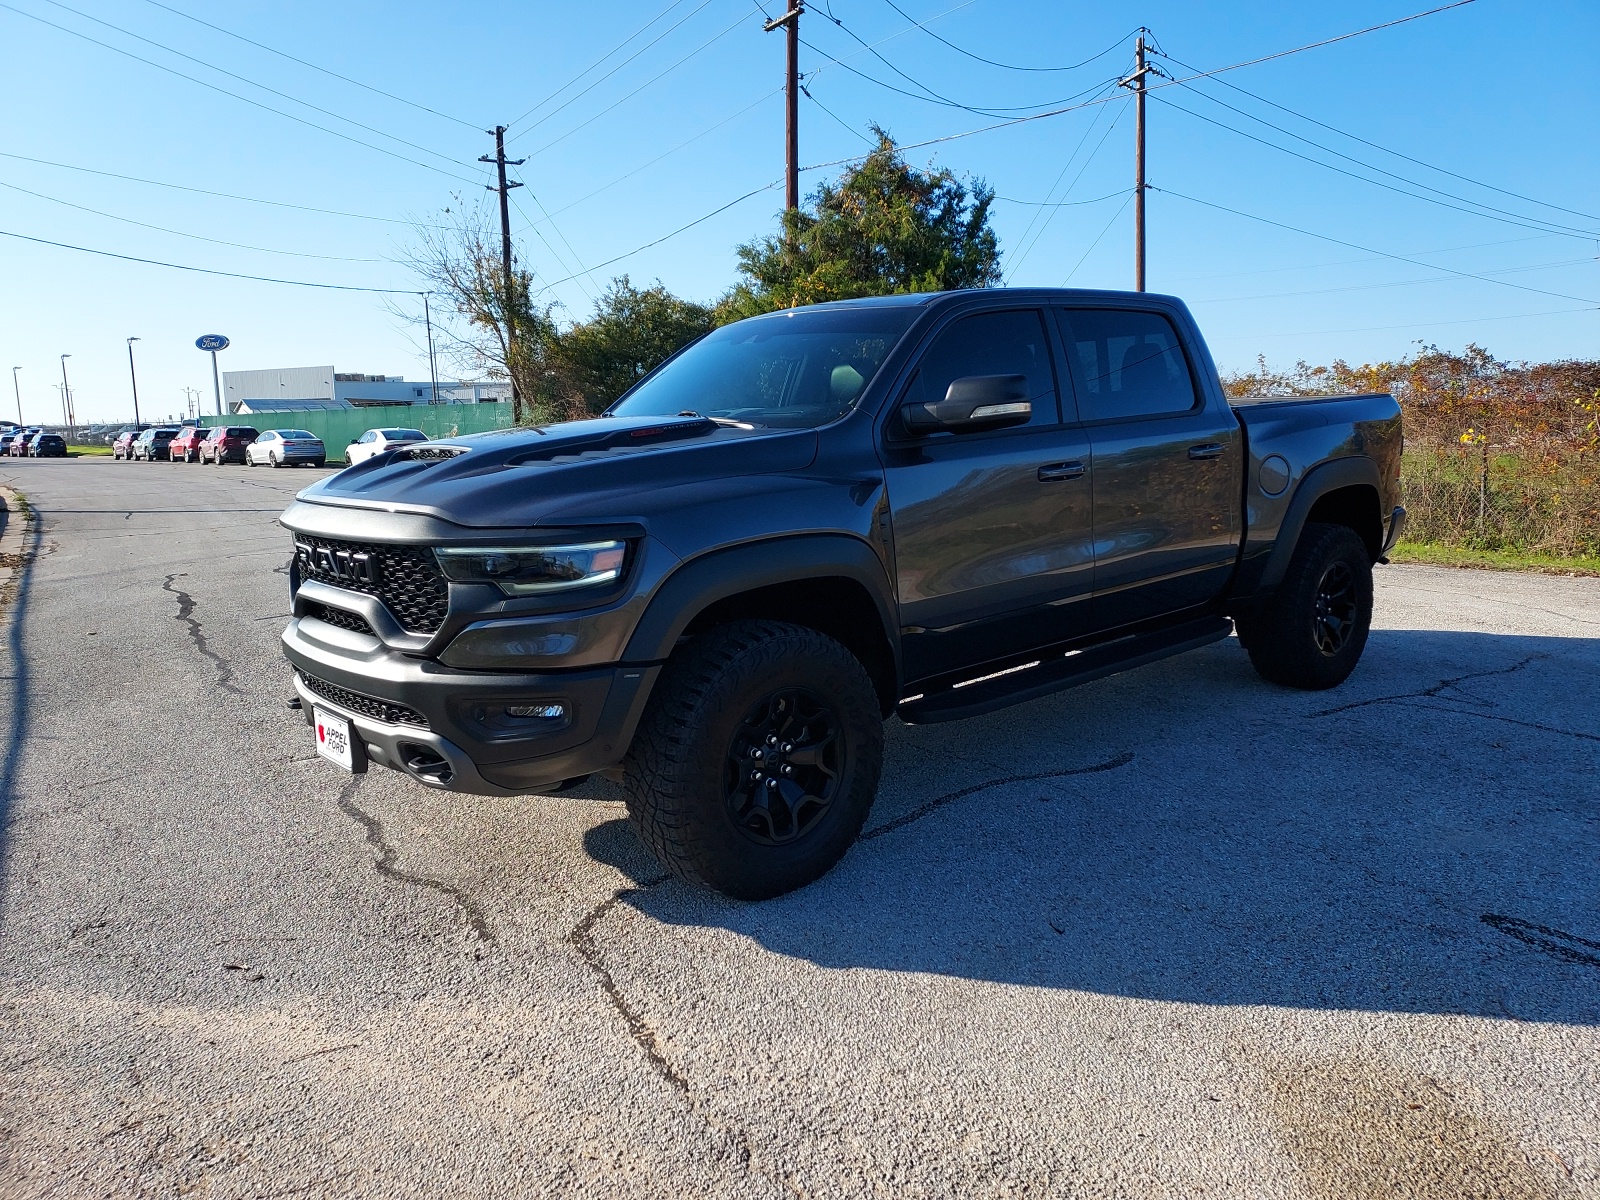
[169,426,207,463]
[199,425,259,465]
[112,427,149,460]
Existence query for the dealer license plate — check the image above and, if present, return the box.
[314,707,356,771]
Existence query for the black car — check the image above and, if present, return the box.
[29,433,67,458]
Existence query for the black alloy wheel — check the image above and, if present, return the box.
[724,688,843,846]
[1311,561,1357,657]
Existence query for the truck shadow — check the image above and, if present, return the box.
[586,629,1600,1024]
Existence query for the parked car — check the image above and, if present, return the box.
[199,425,258,465]
[246,429,325,468]
[9,432,39,457]
[168,426,207,463]
[29,433,67,457]
[113,426,150,460]
[132,427,180,461]
[278,286,1406,900]
[345,427,428,466]
[0,433,16,455]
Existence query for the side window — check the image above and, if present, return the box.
[1055,308,1198,420]
[905,309,1060,430]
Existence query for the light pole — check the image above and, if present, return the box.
[126,337,142,427]
[10,367,20,427]
[59,354,73,433]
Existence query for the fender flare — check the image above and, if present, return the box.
[1259,457,1382,590]
[622,533,901,683]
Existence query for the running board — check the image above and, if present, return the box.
[897,616,1232,725]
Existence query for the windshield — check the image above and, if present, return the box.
[280,430,315,440]
[608,306,918,429]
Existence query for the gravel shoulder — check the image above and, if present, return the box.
[0,458,1596,1199]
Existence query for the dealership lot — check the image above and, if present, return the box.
[0,457,1595,1198]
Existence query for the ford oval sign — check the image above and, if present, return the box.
[195,334,230,352]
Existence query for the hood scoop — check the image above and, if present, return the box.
[506,416,716,466]
[394,444,469,463]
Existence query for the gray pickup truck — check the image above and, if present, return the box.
[279,288,1404,898]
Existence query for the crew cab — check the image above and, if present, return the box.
[277,289,1404,899]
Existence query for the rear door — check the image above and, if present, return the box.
[1053,305,1242,631]
[883,306,1095,684]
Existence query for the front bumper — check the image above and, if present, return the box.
[281,615,658,795]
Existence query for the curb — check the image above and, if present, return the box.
[0,486,32,606]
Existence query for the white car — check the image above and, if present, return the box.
[344,427,428,465]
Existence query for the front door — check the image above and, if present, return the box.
[883,307,1096,685]
[1053,306,1241,631]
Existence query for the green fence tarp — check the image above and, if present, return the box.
[197,403,514,457]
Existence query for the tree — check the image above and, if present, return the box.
[406,204,553,423]
[719,127,1001,320]
[545,277,715,414]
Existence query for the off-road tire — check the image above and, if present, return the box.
[1240,522,1372,690]
[623,619,883,900]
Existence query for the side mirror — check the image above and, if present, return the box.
[349,439,359,445]
[900,374,1031,435]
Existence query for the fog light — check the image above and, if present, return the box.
[506,703,566,720]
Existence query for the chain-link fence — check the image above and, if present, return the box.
[1400,450,1600,559]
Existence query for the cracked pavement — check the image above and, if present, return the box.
[0,458,1596,1199]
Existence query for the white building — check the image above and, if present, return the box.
[221,366,511,413]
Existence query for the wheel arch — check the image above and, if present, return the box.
[1259,457,1384,590]
[623,535,901,716]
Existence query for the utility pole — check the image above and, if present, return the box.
[1121,30,1153,292]
[423,294,441,404]
[11,367,21,427]
[59,354,73,433]
[764,1,803,211]
[479,127,525,419]
[126,337,142,426]
[182,387,201,419]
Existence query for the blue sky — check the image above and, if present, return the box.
[1,0,1595,424]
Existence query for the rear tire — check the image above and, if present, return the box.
[1239,522,1373,690]
[623,620,883,900]
[270,453,281,469]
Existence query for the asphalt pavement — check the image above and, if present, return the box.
[0,456,1596,1199]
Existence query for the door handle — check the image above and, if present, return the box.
[1188,443,1225,460]
[1037,461,1085,482]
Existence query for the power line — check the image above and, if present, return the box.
[0,149,447,228]
[534,181,783,294]
[1008,93,1128,277]
[506,0,716,135]
[509,191,597,303]
[524,10,749,158]
[1155,186,1600,305]
[0,2,481,185]
[0,227,418,292]
[995,188,1130,208]
[1189,255,1598,304]
[1158,55,1600,226]
[35,0,473,171]
[520,87,784,226]
[1156,85,1600,240]
[1062,192,1134,284]
[134,0,481,130]
[1160,232,1560,284]
[878,2,1137,74]
[801,0,1480,172]
[800,82,877,146]
[0,179,387,261]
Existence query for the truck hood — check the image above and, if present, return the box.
[291,414,820,529]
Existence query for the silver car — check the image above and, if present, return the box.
[246,429,326,468]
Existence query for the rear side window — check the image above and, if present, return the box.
[904,309,1060,429]
[1056,308,1198,420]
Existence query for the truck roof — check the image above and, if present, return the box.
[798,286,1185,311]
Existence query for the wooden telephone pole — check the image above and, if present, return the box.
[1130,31,1149,291]
[480,127,526,417]
[764,1,803,210]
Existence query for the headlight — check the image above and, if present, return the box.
[434,541,627,596]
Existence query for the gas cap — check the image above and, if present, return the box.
[1259,455,1290,496]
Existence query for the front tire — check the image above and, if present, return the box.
[624,620,883,900]
[1238,522,1373,690]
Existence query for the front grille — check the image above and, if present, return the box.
[302,600,374,635]
[293,535,449,633]
[298,672,429,729]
